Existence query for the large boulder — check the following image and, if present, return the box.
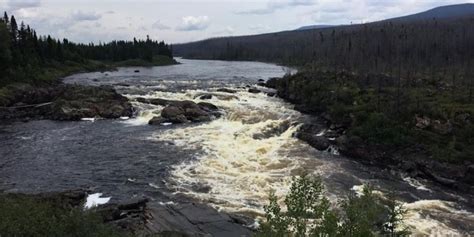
[150,100,220,125]
[216,88,237,94]
[161,106,188,123]
[297,132,330,151]
[199,94,213,100]
[198,102,218,112]
[296,124,330,151]
[248,88,261,94]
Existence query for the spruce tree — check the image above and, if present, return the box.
[2,12,8,24]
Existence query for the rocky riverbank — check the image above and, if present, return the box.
[0,190,253,236]
[265,73,474,197]
[0,83,133,122]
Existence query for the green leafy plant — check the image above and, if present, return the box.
[258,175,410,237]
[0,195,128,237]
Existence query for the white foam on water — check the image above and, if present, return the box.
[84,193,111,209]
[134,87,473,235]
[121,99,163,126]
[81,117,96,122]
[150,89,314,215]
[351,185,473,236]
[149,183,160,189]
[403,200,474,236]
[402,176,432,192]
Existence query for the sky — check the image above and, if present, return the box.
[1,0,473,44]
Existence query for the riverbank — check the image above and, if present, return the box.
[0,83,133,121]
[0,56,178,122]
[266,70,474,195]
[0,190,253,236]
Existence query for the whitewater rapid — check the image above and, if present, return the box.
[2,58,471,236]
[124,84,473,236]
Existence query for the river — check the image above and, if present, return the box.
[0,58,472,236]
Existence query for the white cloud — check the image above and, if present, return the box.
[213,26,235,36]
[176,16,210,31]
[152,20,170,30]
[71,10,102,22]
[7,0,41,11]
[5,0,473,44]
[236,0,317,15]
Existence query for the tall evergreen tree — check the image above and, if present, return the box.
[3,12,8,24]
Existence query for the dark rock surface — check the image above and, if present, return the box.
[253,120,291,140]
[0,84,132,121]
[148,100,221,125]
[296,124,330,151]
[216,88,237,94]
[193,93,239,101]
[145,202,253,237]
[199,94,213,100]
[248,88,261,94]
[2,189,252,236]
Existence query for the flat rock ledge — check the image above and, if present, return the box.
[0,190,253,236]
[0,83,132,121]
[145,202,253,237]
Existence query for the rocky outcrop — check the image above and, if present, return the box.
[192,93,239,101]
[0,84,132,121]
[148,100,221,125]
[248,88,261,94]
[146,202,253,237]
[296,124,330,151]
[2,189,252,236]
[199,94,213,100]
[216,88,237,94]
[270,74,474,193]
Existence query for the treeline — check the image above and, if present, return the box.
[0,12,173,85]
[175,16,474,83]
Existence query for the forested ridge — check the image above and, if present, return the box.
[0,12,175,87]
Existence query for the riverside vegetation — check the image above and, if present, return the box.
[258,175,410,237]
[0,176,409,237]
[0,12,177,121]
[1,5,472,236]
[0,12,176,115]
[176,5,474,189]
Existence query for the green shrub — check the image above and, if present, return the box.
[0,195,128,237]
[351,112,409,146]
[258,175,410,237]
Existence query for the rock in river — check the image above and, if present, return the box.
[216,88,237,94]
[296,124,330,151]
[149,100,220,125]
[248,88,261,94]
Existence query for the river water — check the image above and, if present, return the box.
[0,58,472,236]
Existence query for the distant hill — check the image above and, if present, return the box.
[294,4,474,31]
[296,25,334,31]
[174,3,474,67]
[385,3,474,22]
